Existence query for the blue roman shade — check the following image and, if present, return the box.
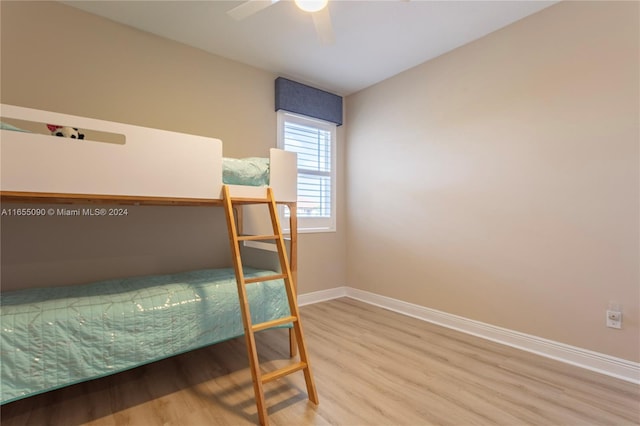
[275,77,343,126]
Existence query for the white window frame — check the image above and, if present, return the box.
[277,110,336,233]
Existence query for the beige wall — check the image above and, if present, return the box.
[0,1,346,294]
[346,1,639,362]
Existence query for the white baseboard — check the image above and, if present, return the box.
[297,286,640,384]
[298,286,348,306]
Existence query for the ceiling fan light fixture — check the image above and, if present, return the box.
[294,0,328,13]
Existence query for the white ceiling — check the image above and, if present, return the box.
[63,0,558,96]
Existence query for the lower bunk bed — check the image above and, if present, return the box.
[1,267,290,404]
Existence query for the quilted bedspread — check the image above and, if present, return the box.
[0,267,290,404]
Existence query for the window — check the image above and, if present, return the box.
[278,110,336,233]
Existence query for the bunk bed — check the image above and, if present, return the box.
[0,104,314,422]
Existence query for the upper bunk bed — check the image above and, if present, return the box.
[0,103,297,206]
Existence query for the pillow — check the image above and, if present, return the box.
[0,122,30,133]
[222,157,270,186]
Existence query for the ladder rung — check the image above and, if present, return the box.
[252,315,297,332]
[244,274,287,284]
[237,234,278,241]
[261,362,307,384]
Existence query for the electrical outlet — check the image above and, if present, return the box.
[606,310,622,329]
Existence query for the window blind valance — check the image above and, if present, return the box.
[275,77,343,126]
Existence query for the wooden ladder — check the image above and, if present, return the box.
[222,185,319,426]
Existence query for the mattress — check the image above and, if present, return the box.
[0,267,290,404]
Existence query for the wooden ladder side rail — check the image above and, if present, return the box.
[222,186,268,423]
[283,200,299,358]
[222,186,318,426]
[265,188,318,405]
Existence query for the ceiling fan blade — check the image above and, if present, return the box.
[311,6,334,45]
[227,0,280,21]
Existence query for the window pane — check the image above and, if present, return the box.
[278,111,336,232]
[297,173,331,218]
[284,122,331,173]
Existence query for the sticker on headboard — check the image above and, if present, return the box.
[0,118,126,145]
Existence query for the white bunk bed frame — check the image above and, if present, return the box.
[0,104,316,425]
[0,104,297,204]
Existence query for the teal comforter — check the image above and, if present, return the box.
[0,267,290,404]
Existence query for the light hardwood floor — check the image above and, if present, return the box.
[2,298,639,425]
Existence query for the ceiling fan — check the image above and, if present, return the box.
[227,0,334,45]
